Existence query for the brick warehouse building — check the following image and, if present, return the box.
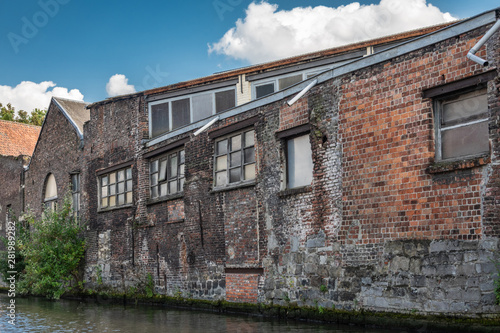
[8,8,500,316]
[0,120,40,251]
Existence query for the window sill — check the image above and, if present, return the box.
[211,180,256,193]
[278,185,312,197]
[146,192,184,206]
[98,204,134,213]
[427,154,490,174]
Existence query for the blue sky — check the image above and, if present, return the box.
[0,0,498,112]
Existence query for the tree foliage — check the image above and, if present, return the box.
[0,102,46,126]
[17,197,86,299]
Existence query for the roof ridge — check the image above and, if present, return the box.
[0,119,41,128]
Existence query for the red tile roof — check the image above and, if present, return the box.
[0,120,40,157]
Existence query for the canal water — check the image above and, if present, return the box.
[0,293,397,333]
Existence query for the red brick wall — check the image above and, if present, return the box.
[338,29,491,244]
[226,273,260,303]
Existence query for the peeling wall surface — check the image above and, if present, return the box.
[14,13,500,316]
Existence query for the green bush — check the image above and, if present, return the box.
[17,197,86,299]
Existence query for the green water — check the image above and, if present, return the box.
[0,294,396,332]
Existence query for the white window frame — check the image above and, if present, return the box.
[71,173,81,218]
[148,87,236,138]
[251,65,334,100]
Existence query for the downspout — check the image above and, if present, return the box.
[467,19,500,66]
[287,79,318,106]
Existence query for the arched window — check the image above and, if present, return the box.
[44,173,57,212]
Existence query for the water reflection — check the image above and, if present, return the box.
[0,294,385,332]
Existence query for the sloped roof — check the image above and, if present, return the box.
[0,120,40,157]
[52,97,90,137]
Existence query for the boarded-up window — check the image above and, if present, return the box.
[286,134,313,188]
[436,88,489,160]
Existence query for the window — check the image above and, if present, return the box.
[279,74,302,90]
[255,82,275,99]
[149,88,236,138]
[71,174,81,218]
[286,134,313,188]
[44,173,57,212]
[434,88,489,160]
[214,129,256,187]
[100,167,133,209]
[150,149,185,199]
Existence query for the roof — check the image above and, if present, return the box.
[0,120,40,157]
[142,22,456,96]
[88,21,456,108]
[51,97,90,138]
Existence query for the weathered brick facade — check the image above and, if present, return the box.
[25,99,86,217]
[10,9,500,317]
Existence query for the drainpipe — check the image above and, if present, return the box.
[287,79,318,106]
[193,116,220,136]
[467,19,500,66]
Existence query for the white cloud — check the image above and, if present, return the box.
[0,81,84,113]
[209,0,457,64]
[106,74,136,97]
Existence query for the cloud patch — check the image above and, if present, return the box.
[0,81,84,112]
[106,74,136,97]
[209,0,457,64]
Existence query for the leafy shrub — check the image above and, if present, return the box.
[17,197,86,299]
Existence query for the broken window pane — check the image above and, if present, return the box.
[192,93,214,122]
[159,159,167,181]
[215,89,235,113]
[170,154,178,178]
[171,98,190,130]
[151,102,170,138]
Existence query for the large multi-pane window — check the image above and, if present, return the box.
[150,149,185,199]
[214,129,256,187]
[100,167,133,209]
[434,88,489,160]
[149,88,236,138]
[71,173,81,218]
[286,134,313,189]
